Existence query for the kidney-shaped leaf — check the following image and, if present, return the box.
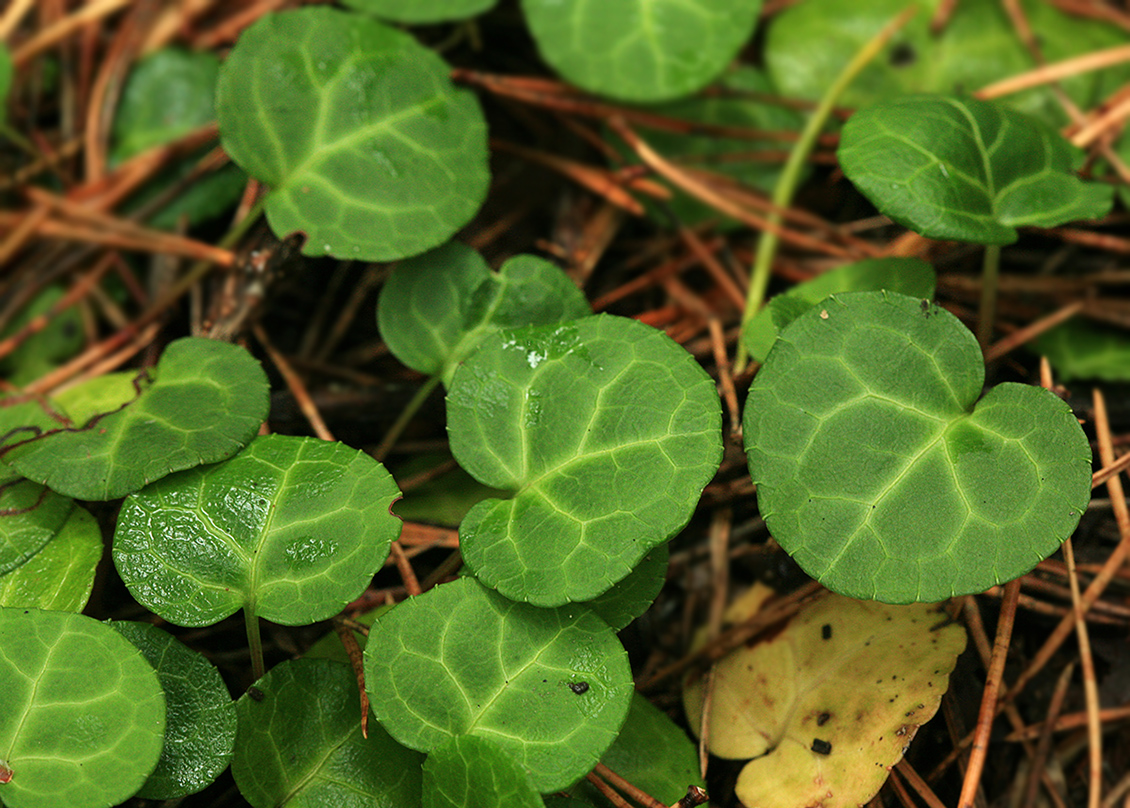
[0,608,166,808]
[344,0,498,23]
[521,0,762,103]
[3,337,268,500]
[216,7,489,261]
[0,503,101,612]
[364,577,633,792]
[109,621,236,800]
[448,314,722,606]
[233,658,424,808]
[113,434,402,627]
[683,586,966,808]
[424,735,544,808]
[378,241,590,385]
[742,257,935,363]
[744,291,1092,603]
[838,94,1113,245]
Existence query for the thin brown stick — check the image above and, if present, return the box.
[1063,537,1102,808]
[895,760,947,808]
[1022,661,1074,808]
[1004,702,1130,742]
[332,617,370,739]
[12,0,132,66]
[389,541,422,597]
[982,300,1085,363]
[253,324,334,442]
[595,763,667,808]
[584,771,636,808]
[707,319,740,438]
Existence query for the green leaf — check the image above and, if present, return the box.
[1032,320,1130,383]
[423,735,544,808]
[742,257,936,362]
[520,0,762,103]
[449,314,722,605]
[113,434,402,627]
[569,692,702,807]
[232,658,424,808]
[390,454,504,527]
[364,577,633,792]
[52,371,137,425]
[0,481,73,576]
[765,0,1130,128]
[216,7,490,261]
[583,544,667,631]
[111,48,221,163]
[837,94,1113,245]
[343,0,499,24]
[108,621,236,800]
[1,397,66,486]
[0,286,83,388]
[3,337,268,500]
[0,504,101,612]
[378,242,590,385]
[0,608,166,808]
[0,46,11,123]
[303,604,390,663]
[743,291,1093,603]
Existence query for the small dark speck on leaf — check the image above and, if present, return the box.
[817,712,830,726]
[248,687,265,702]
[821,624,832,640]
[569,682,590,695]
[811,738,832,755]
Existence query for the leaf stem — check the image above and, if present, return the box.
[977,244,1001,350]
[735,4,919,372]
[245,607,265,680]
[372,374,443,462]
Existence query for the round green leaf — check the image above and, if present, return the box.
[216,7,489,261]
[0,608,166,808]
[0,481,73,576]
[837,94,1113,245]
[521,0,762,103]
[583,544,667,631]
[4,337,269,500]
[108,622,235,800]
[0,504,101,612]
[232,658,424,808]
[114,434,402,627]
[423,735,544,808]
[742,257,935,363]
[1033,320,1130,383]
[448,314,722,606]
[743,291,1093,603]
[378,242,590,385]
[344,0,498,24]
[364,577,633,792]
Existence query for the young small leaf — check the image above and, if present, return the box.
[521,0,762,103]
[3,337,268,500]
[448,314,722,606]
[0,503,100,612]
[0,481,73,575]
[0,608,166,808]
[423,735,545,808]
[232,658,423,808]
[742,257,935,362]
[113,434,401,627]
[343,0,499,24]
[109,621,236,800]
[364,576,633,792]
[837,94,1113,245]
[216,7,489,261]
[378,242,590,385]
[743,291,1092,603]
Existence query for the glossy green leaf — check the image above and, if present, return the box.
[378,242,590,385]
[837,94,1113,245]
[0,481,73,576]
[53,372,137,426]
[0,46,11,123]
[449,314,722,605]
[3,337,268,500]
[0,504,100,612]
[628,67,804,227]
[423,735,544,808]
[1033,320,1130,383]
[216,7,489,261]
[743,291,1093,603]
[108,621,235,800]
[743,257,935,362]
[569,692,702,807]
[111,48,220,162]
[344,0,498,23]
[0,608,166,808]
[765,0,1130,127]
[233,658,424,808]
[583,544,667,631]
[114,434,402,627]
[0,397,65,486]
[364,577,633,791]
[0,286,83,388]
[521,0,762,103]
